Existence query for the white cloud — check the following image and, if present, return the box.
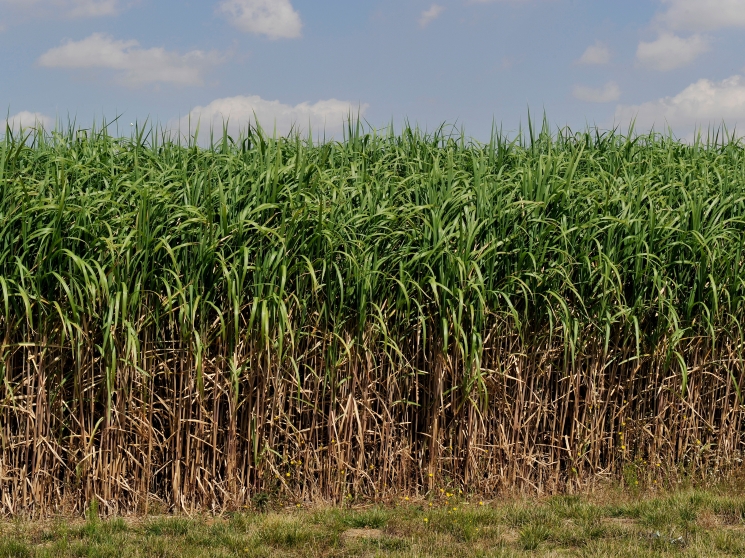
[572,82,621,103]
[577,41,610,65]
[0,0,121,17]
[218,0,302,39]
[658,0,745,32]
[67,0,118,17]
[615,75,745,133]
[177,95,369,137]
[1,111,54,131]
[420,4,445,27]
[38,33,222,86]
[636,33,709,71]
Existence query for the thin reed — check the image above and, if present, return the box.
[2,119,745,516]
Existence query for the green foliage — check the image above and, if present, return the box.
[518,524,552,551]
[0,540,32,558]
[4,488,745,556]
[257,517,313,548]
[712,498,745,524]
[144,518,193,537]
[342,508,390,529]
[251,493,270,513]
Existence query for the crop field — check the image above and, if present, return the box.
[2,120,745,516]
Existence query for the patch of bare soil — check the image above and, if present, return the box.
[341,528,384,542]
[604,517,637,528]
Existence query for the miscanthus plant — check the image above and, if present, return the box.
[1,118,745,515]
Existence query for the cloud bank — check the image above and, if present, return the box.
[1,111,54,131]
[38,33,222,86]
[573,82,621,103]
[615,75,745,134]
[218,0,303,39]
[636,33,709,71]
[0,0,122,18]
[577,41,610,65]
[657,0,745,32]
[420,5,445,28]
[176,95,369,137]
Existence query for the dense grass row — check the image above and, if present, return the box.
[5,488,745,556]
[2,119,745,515]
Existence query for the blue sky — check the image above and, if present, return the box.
[2,0,745,139]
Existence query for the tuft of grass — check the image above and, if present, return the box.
[505,504,558,530]
[342,508,391,529]
[518,524,552,551]
[256,515,315,548]
[712,498,745,524]
[144,518,194,537]
[0,540,32,558]
[4,488,745,555]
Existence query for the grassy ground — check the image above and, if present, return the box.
[3,487,745,557]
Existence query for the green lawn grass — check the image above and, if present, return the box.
[3,487,745,557]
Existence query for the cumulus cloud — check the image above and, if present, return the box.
[67,0,118,17]
[176,95,369,137]
[657,0,745,32]
[420,4,445,27]
[615,75,745,133]
[572,82,621,103]
[38,33,222,86]
[1,111,54,131]
[0,0,121,18]
[218,0,302,39]
[577,41,610,65]
[636,33,709,71]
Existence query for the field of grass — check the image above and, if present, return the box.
[2,120,745,514]
[3,487,745,557]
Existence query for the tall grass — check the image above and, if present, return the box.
[1,119,745,515]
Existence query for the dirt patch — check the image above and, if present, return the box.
[341,528,384,541]
[698,510,721,529]
[605,517,637,528]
